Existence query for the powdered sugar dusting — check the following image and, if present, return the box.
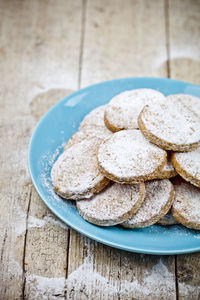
[179,281,200,299]
[26,275,66,300]
[77,183,143,225]
[39,172,63,203]
[8,254,198,299]
[37,142,67,204]
[173,179,200,224]
[105,88,165,130]
[174,146,200,180]
[149,155,177,180]
[98,130,166,180]
[79,105,108,129]
[36,142,77,220]
[166,94,200,118]
[39,142,66,172]
[66,250,175,299]
[51,139,109,199]
[6,239,198,299]
[64,127,112,151]
[14,205,67,236]
[140,100,200,145]
[123,179,172,226]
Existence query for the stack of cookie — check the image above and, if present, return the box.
[51,89,200,230]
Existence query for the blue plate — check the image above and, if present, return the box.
[29,77,200,255]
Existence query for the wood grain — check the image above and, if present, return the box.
[168,0,200,85]
[67,1,176,299]
[0,0,199,299]
[168,1,200,299]
[24,189,69,299]
[81,0,168,87]
[0,0,82,299]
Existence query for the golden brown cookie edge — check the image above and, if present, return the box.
[171,153,200,188]
[121,180,174,228]
[138,107,199,152]
[77,182,146,226]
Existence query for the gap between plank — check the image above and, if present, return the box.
[175,255,179,300]
[22,186,32,300]
[118,251,122,300]
[65,1,87,298]
[165,1,178,299]
[78,0,87,89]
[165,0,171,78]
[64,230,70,299]
[0,229,8,264]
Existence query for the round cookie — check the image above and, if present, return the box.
[172,178,200,230]
[77,182,145,226]
[171,146,200,188]
[138,100,200,152]
[166,94,200,118]
[79,105,111,133]
[64,127,112,151]
[148,154,177,180]
[122,179,174,228]
[97,130,167,184]
[51,139,110,200]
[104,89,165,132]
[157,211,178,225]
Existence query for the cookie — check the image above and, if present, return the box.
[148,153,177,180]
[171,146,200,188]
[79,105,111,132]
[156,211,178,225]
[172,178,200,230]
[104,89,165,132]
[138,100,200,151]
[97,130,167,184]
[77,182,145,226]
[64,127,112,151]
[121,179,174,228]
[51,139,110,200]
[166,94,200,118]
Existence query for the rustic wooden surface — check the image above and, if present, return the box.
[0,0,199,299]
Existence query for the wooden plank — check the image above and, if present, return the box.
[67,232,176,299]
[0,0,81,298]
[24,188,69,299]
[66,232,121,299]
[176,253,200,300]
[81,0,168,87]
[168,1,200,299]
[168,0,200,85]
[67,0,176,299]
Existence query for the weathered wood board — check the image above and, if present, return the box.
[0,0,199,299]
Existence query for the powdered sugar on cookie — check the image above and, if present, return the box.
[50,89,200,231]
[139,101,200,148]
[171,146,200,187]
[148,154,177,180]
[64,127,112,151]
[122,179,173,228]
[166,94,200,118]
[98,130,167,183]
[79,105,109,130]
[51,139,109,200]
[172,179,200,229]
[104,89,165,131]
[77,182,145,226]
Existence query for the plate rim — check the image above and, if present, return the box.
[28,77,200,255]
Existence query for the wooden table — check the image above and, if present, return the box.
[0,0,200,299]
